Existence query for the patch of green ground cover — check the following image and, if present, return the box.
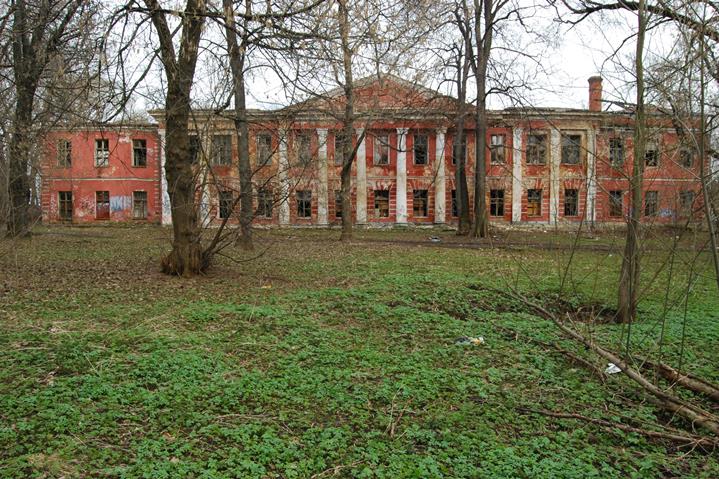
[1,227,718,478]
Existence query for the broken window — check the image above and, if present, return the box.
[189,135,201,164]
[57,139,72,167]
[490,189,504,217]
[490,134,505,164]
[257,187,273,218]
[609,138,624,167]
[609,190,623,217]
[564,189,579,217]
[527,189,542,216]
[413,189,428,217]
[680,147,694,168]
[561,134,581,165]
[645,142,659,167]
[96,191,110,220]
[414,133,428,165]
[257,133,272,166]
[212,134,232,166]
[452,134,466,166]
[680,191,695,214]
[527,134,547,165]
[451,189,458,217]
[95,138,109,167]
[374,190,390,217]
[334,131,345,166]
[374,134,389,165]
[133,191,148,219]
[219,190,233,219]
[58,191,73,220]
[334,190,342,219]
[297,132,312,166]
[644,190,658,217]
[133,139,147,167]
[297,190,312,218]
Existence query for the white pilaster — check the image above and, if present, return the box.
[199,132,211,227]
[396,128,408,224]
[586,128,597,224]
[317,128,329,225]
[356,128,367,224]
[511,128,523,222]
[434,128,446,224]
[549,128,561,224]
[278,128,290,225]
[159,128,172,225]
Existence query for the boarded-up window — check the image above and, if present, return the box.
[334,131,345,166]
[609,190,623,217]
[212,135,232,166]
[490,189,504,217]
[527,189,542,216]
[414,134,428,165]
[680,147,694,168]
[297,132,312,166]
[95,138,109,167]
[257,134,272,166]
[561,134,581,165]
[413,189,428,217]
[57,139,72,167]
[451,189,458,217]
[374,190,389,217]
[133,139,147,167]
[297,190,312,218]
[645,142,659,167]
[610,138,624,167]
[374,134,389,165]
[527,134,547,165]
[133,191,148,219]
[96,191,110,219]
[257,188,273,218]
[219,190,233,219]
[564,189,579,216]
[59,191,73,220]
[334,190,343,218]
[490,135,505,164]
[645,191,658,217]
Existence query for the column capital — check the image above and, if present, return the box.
[396,127,409,135]
[316,128,328,137]
[435,127,447,135]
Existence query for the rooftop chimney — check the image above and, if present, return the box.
[588,76,603,112]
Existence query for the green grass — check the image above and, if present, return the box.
[1,226,717,478]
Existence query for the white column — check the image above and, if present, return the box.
[317,128,329,225]
[159,128,172,225]
[278,128,290,225]
[586,128,597,224]
[199,132,211,227]
[512,128,523,223]
[434,128,446,224]
[356,128,367,224]
[549,128,561,224]
[396,128,408,224]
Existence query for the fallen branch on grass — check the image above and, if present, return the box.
[637,358,719,403]
[518,407,719,449]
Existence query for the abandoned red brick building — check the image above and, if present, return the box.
[41,76,703,227]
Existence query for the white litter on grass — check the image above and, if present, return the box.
[605,363,622,375]
[455,336,485,346]
[429,236,441,243]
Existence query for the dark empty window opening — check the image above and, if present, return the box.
[527,134,547,165]
[609,190,623,217]
[335,190,343,219]
[95,139,109,167]
[490,135,505,164]
[527,189,542,216]
[133,191,148,219]
[219,190,233,219]
[257,134,272,166]
[414,134,428,165]
[334,132,345,166]
[680,191,695,214]
[413,189,428,217]
[610,138,624,167]
[452,135,466,166]
[189,135,201,164]
[680,148,694,168]
[374,134,389,165]
[490,189,504,217]
[297,190,312,218]
[133,139,147,167]
[561,134,581,165]
[451,190,458,217]
[297,132,312,166]
[645,191,658,217]
[374,190,390,217]
[59,191,73,220]
[212,135,232,166]
[96,191,110,220]
[257,188,273,218]
[645,143,659,167]
[564,189,579,217]
[57,139,72,167]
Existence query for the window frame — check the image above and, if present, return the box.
[609,190,623,217]
[490,134,505,164]
[58,191,73,221]
[490,189,504,217]
[564,188,579,217]
[96,191,110,220]
[374,190,390,218]
[644,190,659,217]
[561,134,582,165]
[297,190,312,219]
[132,139,148,167]
[256,187,273,219]
[132,191,148,219]
[680,147,694,168]
[296,131,312,166]
[526,134,547,165]
[256,133,272,166]
[645,142,659,167]
[57,139,72,167]
[609,137,624,167]
[413,133,428,165]
[373,134,390,165]
[451,135,466,166]
[219,190,234,219]
[95,138,109,167]
[413,189,429,218]
[334,131,346,166]
[211,134,233,166]
[527,189,542,217]
[451,189,458,217]
[334,190,343,219]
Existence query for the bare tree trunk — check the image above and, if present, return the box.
[223,0,253,250]
[455,54,471,236]
[339,0,355,242]
[617,0,646,324]
[7,85,34,237]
